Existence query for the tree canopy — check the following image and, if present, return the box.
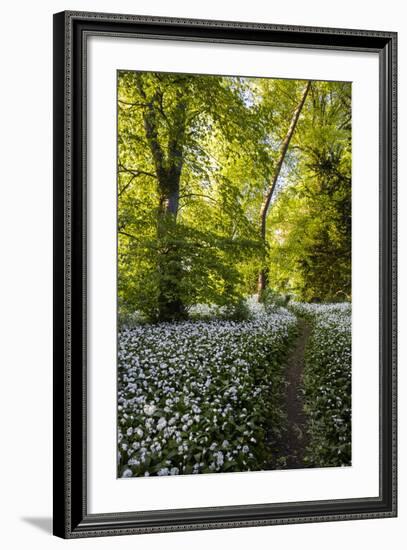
[117,71,351,322]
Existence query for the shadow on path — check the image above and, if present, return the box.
[266,318,311,469]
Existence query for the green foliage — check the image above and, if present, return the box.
[220,298,251,321]
[260,288,291,312]
[266,82,352,302]
[117,72,351,318]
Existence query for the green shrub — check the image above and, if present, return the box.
[261,288,290,312]
[221,298,251,321]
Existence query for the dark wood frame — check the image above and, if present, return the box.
[53,10,397,539]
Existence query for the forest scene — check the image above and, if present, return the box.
[117,71,352,478]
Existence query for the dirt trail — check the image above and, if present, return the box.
[266,318,311,469]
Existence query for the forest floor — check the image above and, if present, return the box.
[266,318,311,469]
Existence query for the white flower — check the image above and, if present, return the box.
[214,451,224,466]
[157,417,167,431]
[121,469,133,478]
[144,404,156,416]
[117,300,311,477]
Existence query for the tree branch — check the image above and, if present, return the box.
[179,193,217,201]
[118,99,148,109]
[118,230,139,240]
[178,193,218,211]
[118,165,156,178]
[118,166,157,195]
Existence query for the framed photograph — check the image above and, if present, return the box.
[53,10,397,538]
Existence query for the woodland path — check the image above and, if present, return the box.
[266,318,311,469]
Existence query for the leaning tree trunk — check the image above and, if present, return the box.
[257,81,311,299]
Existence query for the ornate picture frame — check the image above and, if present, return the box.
[53,10,397,538]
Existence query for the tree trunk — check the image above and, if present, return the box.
[257,269,269,300]
[257,81,311,299]
[140,83,188,321]
[156,183,186,322]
